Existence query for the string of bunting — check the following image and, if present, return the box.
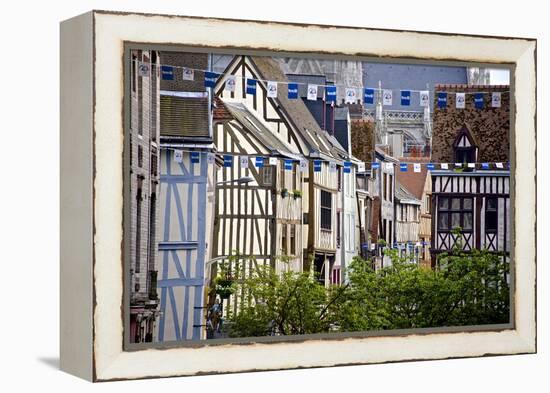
[135,59,508,108]
[169,148,509,173]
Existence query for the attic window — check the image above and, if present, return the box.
[454,126,477,164]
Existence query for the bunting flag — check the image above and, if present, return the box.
[288,83,299,99]
[413,163,421,173]
[313,160,322,172]
[329,161,337,173]
[426,163,435,170]
[357,162,366,173]
[182,67,194,81]
[419,91,429,107]
[400,163,408,172]
[400,90,411,106]
[207,153,216,165]
[345,88,357,104]
[371,162,380,170]
[246,78,257,95]
[161,65,174,80]
[454,163,463,168]
[190,151,200,164]
[269,157,278,166]
[385,162,393,171]
[383,89,393,105]
[223,155,233,168]
[343,161,352,174]
[239,155,249,168]
[284,159,293,171]
[467,163,476,168]
[267,81,278,98]
[307,84,318,101]
[495,162,504,169]
[364,88,375,104]
[173,149,183,163]
[456,92,466,109]
[326,86,337,103]
[138,62,149,77]
[481,162,490,169]
[492,92,502,108]
[299,160,309,173]
[224,75,236,92]
[204,71,218,88]
[255,157,264,168]
[437,92,447,108]
[441,163,449,170]
[474,93,484,109]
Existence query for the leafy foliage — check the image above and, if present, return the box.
[226,238,509,337]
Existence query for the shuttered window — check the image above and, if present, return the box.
[160,95,209,137]
[321,190,332,230]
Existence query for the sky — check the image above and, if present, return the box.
[490,68,510,85]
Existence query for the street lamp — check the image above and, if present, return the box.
[216,176,254,186]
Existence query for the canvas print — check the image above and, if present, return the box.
[125,49,511,345]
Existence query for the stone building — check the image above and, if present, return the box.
[129,49,161,343]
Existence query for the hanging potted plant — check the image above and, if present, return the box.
[214,261,235,299]
[292,189,302,199]
[281,188,289,198]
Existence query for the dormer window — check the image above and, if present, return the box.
[453,125,478,165]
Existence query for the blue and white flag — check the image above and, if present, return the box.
[456,92,466,109]
[426,163,435,170]
[329,161,337,173]
[246,78,257,95]
[207,153,216,165]
[481,162,490,169]
[204,71,219,88]
[307,84,318,101]
[364,88,375,104]
[343,161,352,174]
[413,163,421,173]
[313,160,322,172]
[492,92,501,108]
[239,156,249,169]
[267,81,278,98]
[288,83,298,99]
[182,67,194,81]
[371,162,380,170]
[190,151,200,164]
[138,62,150,77]
[269,157,278,166]
[437,92,447,108]
[474,93,484,109]
[419,91,429,107]
[454,163,463,168]
[224,75,236,92]
[345,88,357,104]
[299,160,309,173]
[284,159,293,171]
[383,89,393,106]
[223,155,233,168]
[441,163,449,170]
[400,90,411,106]
[255,157,264,168]
[467,163,476,168]
[173,149,183,163]
[161,65,174,80]
[399,163,408,172]
[495,162,504,169]
[357,162,366,173]
[326,86,337,103]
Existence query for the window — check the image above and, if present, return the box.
[148,192,157,274]
[151,146,158,177]
[292,164,297,191]
[437,197,473,232]
[135,177,144,273]
[425,194,432,214]
[455,147,475,164]
[137,145,143,168]
[485,197,498,233]
[131,53,137,93]
[320,190,332,230]
[336,211,341,247]
[261,166,273,186]
[279,162,285,189]
[389,174,393,202]
[337,167,342,191]
[281,224,288,255]
[383,173,387,200]
[290,225,296,256]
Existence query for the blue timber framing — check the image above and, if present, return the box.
[157,149,208,342]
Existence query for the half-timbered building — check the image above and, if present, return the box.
[394,182,421,263]
[155,52,217,342]
[128,49,161,343]
[430,85,510,265]
[213,55,352,287]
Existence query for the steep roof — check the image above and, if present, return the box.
[250,56,349,161]
[396,157,430,201]
[395,181,421,205]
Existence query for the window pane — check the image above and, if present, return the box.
[487,197,497,211]
[463,198,473,210]
[463,213,473,230]
[451,198,461,210]
[438,213,449,230]
[439,197,449,210]
[452,212,461,229]
[486,211,497,232]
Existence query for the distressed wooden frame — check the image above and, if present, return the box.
[60,10,536,381]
